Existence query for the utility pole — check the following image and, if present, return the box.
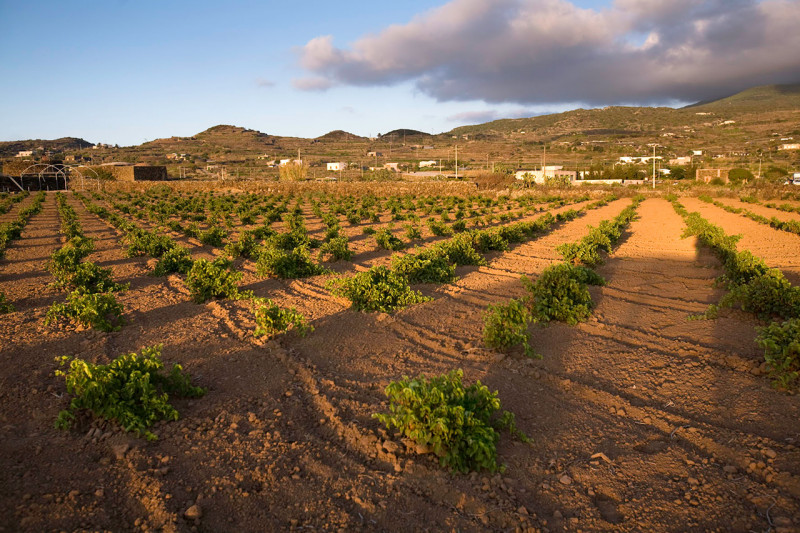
[652,144,656,189]
[455,145,458,180]
[542,145,547,181]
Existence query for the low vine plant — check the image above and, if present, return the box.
[327,265,431,313]
[483,299,537,358]
[54,345,206,441]
[0,292,14,314]
[373,369,529,473]
[252,297,313,338]
[523,263,605,325]
[46,290,125,332]
[756,318,800,390]
[185,258,248,303]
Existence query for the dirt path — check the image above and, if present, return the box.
[682,197,800,284]
[522,198,800,530]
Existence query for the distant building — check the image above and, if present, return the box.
[280,159,302,166]
[84,164,168,181]
[692,150,704,156]
[15,150,33,158]
[367,151,383,157]
[515,166,576,184]
[696,168,731,184]
[326,162,347,171]
[384,162,400,172]
[779,144,800,151]
[669,156,692,166]
[419,160,437,168]
[618,156,662,164]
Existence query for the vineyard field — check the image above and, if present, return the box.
[1,185,799,532]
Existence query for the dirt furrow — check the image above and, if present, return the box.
[682,196,800,284]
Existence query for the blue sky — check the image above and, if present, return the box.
[1,0,797,146]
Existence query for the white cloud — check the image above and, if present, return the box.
[296,0,800,105]
[292,77,335,91]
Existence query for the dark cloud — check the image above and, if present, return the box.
[447,107,546,122]
[295,0,800,105]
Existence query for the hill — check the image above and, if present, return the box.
[380,129,431,138]
[316,130,365,141]
[0,137,93,158]
[446,83,800,155]
[686,84,800,112]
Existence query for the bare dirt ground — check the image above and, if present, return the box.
[1,193,799,533]
[682,197,800,285]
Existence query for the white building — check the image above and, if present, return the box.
[384,162,400,172]
[669,156,692,166]
[779,144,800,151]
[280,159,303,166]
[15,150,33,158]
[326,162,347,171]
[515,166,574,184]
[618,156,663,164]
[419,160,437,168]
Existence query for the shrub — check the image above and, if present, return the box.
[199,225,227,247]
[224,230,261,259]
[469,230,508,253]
[719,270,800,321]
[0,292,14,313]
[756,319,800,389]
[432,234,485,266]
[318,235,352,262]
[523,264,605,324]
[363,227,376,235]
[185,258,244,303]
[328,266,431,313]
[70,262,127,294]
[267,231,309,251]
[373,369,528,473]
[256,245,325,278]
[152,246,194,276]
[48,237,94,282]
[374,228,405,251]
[54,345,205,441]
[391,251,456,284]
[483,299,536,357]
[46,290,125,332]
[124,229,175,258]
[405,224,422,241]
[427,219,453,237]
[252,298,313,338]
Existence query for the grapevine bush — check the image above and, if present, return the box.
[185,258,245,303]
[328,266,431,313]
[483,299,535,357]
[256,244,325,279]
[523,264,605,325]
[46,290,125,332]
[252,297,313,338]
[756,319,800,389]
[55,345,205,440]
[373,369,528,473]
